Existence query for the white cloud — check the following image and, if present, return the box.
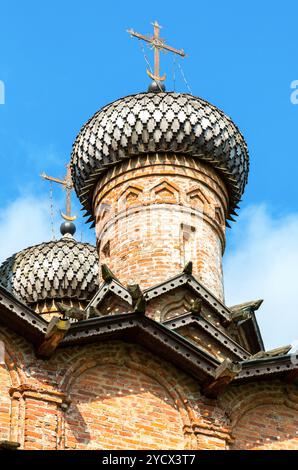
[0,196,56,263]
[224,205,298,350]
[0,194,96,263]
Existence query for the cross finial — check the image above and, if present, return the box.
[41,164,77,222]
[127,21,186,84]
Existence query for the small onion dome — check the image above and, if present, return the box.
[70,92,249,219]
[0,236,99,306]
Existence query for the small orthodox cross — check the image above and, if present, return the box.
[127,21,185,82]
[41,164,77,221]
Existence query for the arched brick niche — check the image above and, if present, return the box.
[58,342,231,450]
[64,363,186,450]
[232,404,298,450]
[219,381,298,450]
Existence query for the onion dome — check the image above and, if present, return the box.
[70,92,249,219]
[0,234,99,306]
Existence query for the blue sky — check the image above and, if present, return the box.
[0,0,298,348]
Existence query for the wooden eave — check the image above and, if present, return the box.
[235,354,298,383]
[60,312,220,383]
[0,284,47,344]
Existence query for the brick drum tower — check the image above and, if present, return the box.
[71,91,248,302]
[0,23,298,451]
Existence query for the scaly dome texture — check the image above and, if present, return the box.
[0,235,99,305]
[71,92,249,218]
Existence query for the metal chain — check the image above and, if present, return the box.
[49,182,56,241]
[138,41,164,93]
[139,40,153,74]
[172,55,177,92]
[177,60,192,95]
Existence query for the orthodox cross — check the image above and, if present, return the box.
[41,164,77,221]
[127,21,186,82]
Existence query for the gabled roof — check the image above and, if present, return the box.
[86,278,133,312]
[163,312,250,361]
[60,267,266,357]
[2,262,295,396]
[0,283,297,395]
[143,272,231,325]
[87,271,232,323]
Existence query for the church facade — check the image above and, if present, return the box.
[0,32,298,450]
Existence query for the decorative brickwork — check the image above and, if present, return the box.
[0,326,297,450]
[0,327,232,450]
[232,404,298,450]
[94,154,227,300]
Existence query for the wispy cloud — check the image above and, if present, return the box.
[224,205,298,350]
[0,193,95,263]
[0,195,56,263]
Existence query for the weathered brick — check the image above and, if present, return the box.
[93,155,227,301]
[1,264,298,451]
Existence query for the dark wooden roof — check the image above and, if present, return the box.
[61,312,219,383]
[1,263,296,395]
[0,282,297,393]
[0,236,99,305]
[70,92,249,220]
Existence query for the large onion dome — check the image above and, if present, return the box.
[0,234,99,306]
[70,91,249,218]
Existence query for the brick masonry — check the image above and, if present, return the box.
[1,327,298,450]
[1,118,297,450]
[93,154,228,301]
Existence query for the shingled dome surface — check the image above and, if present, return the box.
[0,236,99,305]
[71,92,249,217]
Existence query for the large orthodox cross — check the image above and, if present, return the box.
[127,21,186,82]
[41,164,77,221]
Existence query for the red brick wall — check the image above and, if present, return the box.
[0,328,232,450]
[1,326,298,450]
[0,361,11,441]
[64,364,185,449]
[93,154,228,301]
[24,398,58,450]
[232,404,298,450]
[220,381,298,450]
